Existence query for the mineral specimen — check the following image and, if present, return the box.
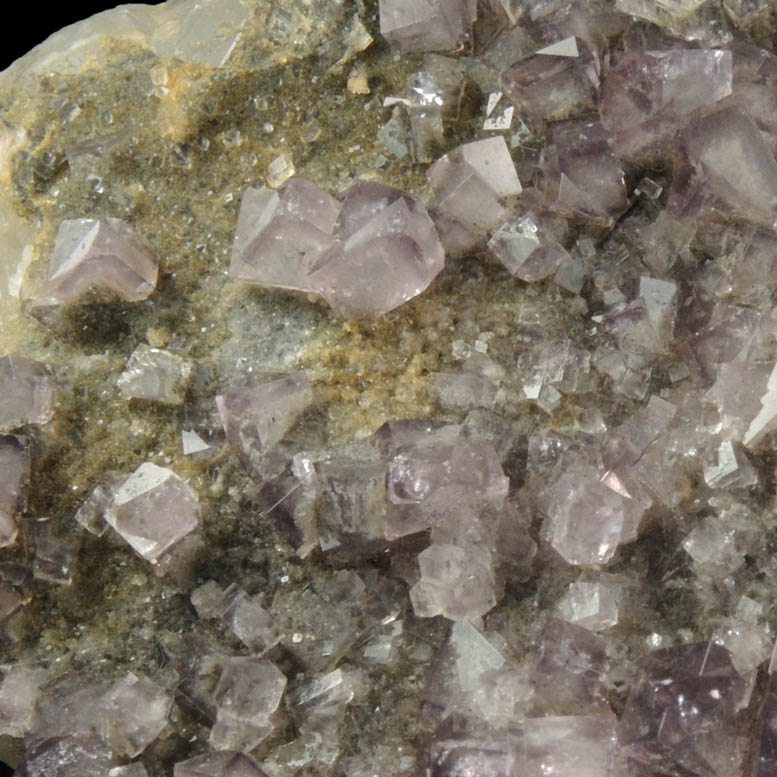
[117,344,192,404]
[230,179,445,317]
[0,354,55,430]
[103,463,200,564]
[209,657,286,751]
[379,0,475,53]
[33,218,158,307]
[7,1,777,776]
[0,434,28,547]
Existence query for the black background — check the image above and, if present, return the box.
[3,1,165,70]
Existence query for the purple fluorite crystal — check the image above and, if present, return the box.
[309,181,445,317]
[600,48,733,160]
[173,751,270,777]
[104,462,200,563]
[620,641,745,777]
[34,218,158,306]
[229,178,340,292]
[684,106,777,228]
[428,136,522,254]
[542,119,628,226]
[379,0,475,53]
[501,38,600,123]
[0,435,28,548]
[545,463,645,565]
[0,354,55,430]
[209,657,286,751]
[216,372,312,476]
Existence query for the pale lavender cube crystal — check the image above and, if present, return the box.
[756,673,777,777]
[546,465,644,565]
[174,751,270,777]
[542,119,628,225]
[104,462,200,563]
[684,106,777,228]
[221,583,280,654]
[100,672,172,758]
[385,433,508,540]
[516,715,619,777]
[0,354,55,430]
[229,179,340,292]
[500,38,600,123]
[620,642,744,777]
[117,344,192,405]
[488,214,571,282]
[309,183,444,318]
[379,0,475,53]
[410,542,497,620]
[532,618,610,713]
[428,137,521,255]
[458,137,523,199]
[600,48,732,160]
[0,665,47,738]
[314,441,389,554]
[21,733,117,777]
[216,372,312,475]
[209,657,286,751]
[74,475,124,536]
[34,218,158,306]
[0,434,29,548]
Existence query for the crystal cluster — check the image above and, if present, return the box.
[6,0,777,776]
[229,178,444,317]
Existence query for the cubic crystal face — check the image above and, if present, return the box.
[100,673,172,758]
[229,179,341,293]
[34,218,158,306]
[209,657,287,751]
[428,136,521,254]
[0,355,55,430]
[117,344,192,404]
[501,38,600,123]
[309,181,445,318]
[104,463,200,563]
[216,372,312,476]
[546,466,643,566]
[0,434,29,548]
[684,107,777,228]
[379,0,474,53]
[410,542,497,620]
[230,178,445,317]
[173,751,270,777]
[620,642,745,777]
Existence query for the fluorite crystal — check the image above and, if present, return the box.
[229,179,341,293]
[0,354,55,430]
[0,434,28,547]
[428,136,521,254]
[216,372,312,476]
[309,181,445,317]
[379,0,475,53]
[33,218,158,307]
[500,38,600,123]
[10,1,777,775]
[209,657,286,751]
[231,179,444,317]
[173,751,270,777]
[545,464,645,565]
[117,344,192,404]
[104,463,200,564]
[620,642,745,777]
